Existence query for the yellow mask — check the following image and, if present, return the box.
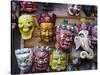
[18,15,34,40]
[40,23,54,42]
[50,50,68,71]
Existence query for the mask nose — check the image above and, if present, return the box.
[45,30,49,36]
[38,60,43,64]
[58,58,61,65]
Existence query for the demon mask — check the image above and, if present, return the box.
[50,49,68,71]
[15,48,33,73]
[55,20,73,51]
[67,4,81,16]
[20,1,38,13]
[18,15,34,40]
[32,46,50,72]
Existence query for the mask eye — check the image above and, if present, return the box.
[35,57,39,62]
[79,33,84,37]
[25,59,29,63]
[44,58,48,62]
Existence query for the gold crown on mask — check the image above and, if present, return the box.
[33,46,51,52]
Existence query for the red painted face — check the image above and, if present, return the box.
[20,1,38,12]
[33,47,50,72]
[56,29,73,51]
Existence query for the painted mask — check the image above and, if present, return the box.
[55,20,73,51]
[74,30,94,59]
[50,49,68,71]
[15,48,33,73]
[71,48,81,65]
[36,13,56,42]
[18,15,34,40]
[82,5,94,17]
[67,4,81,16]
[20,1,38,13]
[91,20,97,45]
[32,46,50,72]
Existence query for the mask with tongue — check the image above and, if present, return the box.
[20,1,38,13]
[18,14,34,40]
[55,20,73,51]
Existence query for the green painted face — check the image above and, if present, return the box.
[50,50,68,71]
[18,15,34,40]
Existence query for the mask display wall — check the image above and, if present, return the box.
[55,20,73,51]
[36,13,56,42]
[20,1,38,13]
[32,46,50,72]
[67,4,81,16]
[11,2,97,74]
[74,30,94,59]
[18,15,34,40]
[15,48,33,73]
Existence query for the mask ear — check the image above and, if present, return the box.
[74,36,80,49]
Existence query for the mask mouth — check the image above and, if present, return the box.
[25,4,33,8]
[61,41,71,49]
[56,65,63,71]
[35,63,48,71]
[21,26,32,33]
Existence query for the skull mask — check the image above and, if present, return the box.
[32,46,50,72]
[18,15,34,40]
[15,48,33,73]
[50,49,68,71]
[55,20,73,51]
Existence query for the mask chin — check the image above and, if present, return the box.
[21,28,33,40]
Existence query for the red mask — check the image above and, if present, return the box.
[32,46,50,72]
[20,1,38,13]
[55,20,73,51]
